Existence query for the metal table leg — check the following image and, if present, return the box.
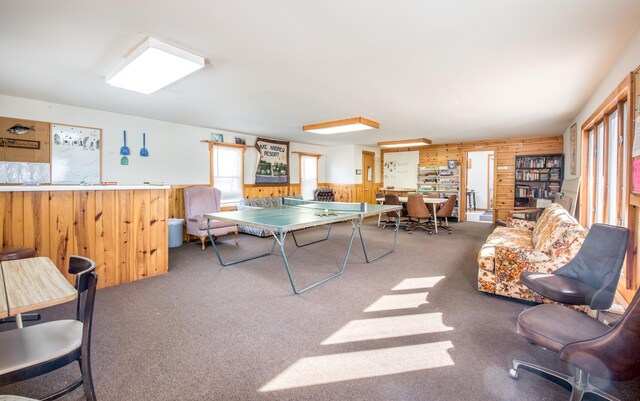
[291,224,332,247]
[278,220,357,294]
[207,218,277,267]
[432,203,438,233]
[359,215,400,263]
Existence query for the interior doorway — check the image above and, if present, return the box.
[465,150,495,223]
[362,151,375,204]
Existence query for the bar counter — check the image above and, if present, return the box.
[0,185,170,288]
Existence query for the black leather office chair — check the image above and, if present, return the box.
[510,288,640,400]
[0,258,98,400]
[520,224,629,317]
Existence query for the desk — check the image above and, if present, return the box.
[376,196,448,233]
[205,198,401,294]
[0,257,77,328]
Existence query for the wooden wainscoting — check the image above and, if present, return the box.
[0,189,169,289]
[169,182,380,223]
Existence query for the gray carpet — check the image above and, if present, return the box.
[2,221,640,400]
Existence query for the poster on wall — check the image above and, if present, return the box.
[51,124,101,184]
[254,137,289,186]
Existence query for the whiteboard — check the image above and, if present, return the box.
[383,151,419,189]
[51,124,101,184]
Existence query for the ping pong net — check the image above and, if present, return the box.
[282,197,368,213]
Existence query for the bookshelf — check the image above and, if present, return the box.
[514,154,563,207]
[418,165,460,219]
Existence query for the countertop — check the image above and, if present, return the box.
[0,185,171,192]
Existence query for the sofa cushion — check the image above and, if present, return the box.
[478,227,533,273]
[532,204,585,254]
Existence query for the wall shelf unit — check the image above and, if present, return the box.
[514,154,563,207]
[418,166,461,218]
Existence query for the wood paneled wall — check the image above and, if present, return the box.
[169,182,380,222]
[0,189,169,288]
[381,135,564,220]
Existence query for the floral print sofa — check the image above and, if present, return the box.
[477,203,588,303]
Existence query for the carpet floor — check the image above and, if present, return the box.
[2,221,639,400]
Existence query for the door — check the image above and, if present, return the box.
[362,151,375,204]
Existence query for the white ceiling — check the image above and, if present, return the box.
[1,0,639,146]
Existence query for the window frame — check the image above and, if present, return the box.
[579,73,633,288]
[298,152,320,200]
[209,142,247,205]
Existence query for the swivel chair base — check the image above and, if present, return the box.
[510,360,620,401]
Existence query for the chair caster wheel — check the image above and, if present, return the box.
[509,368,519,380]
[448,231,452,235]
[428,232,432,235]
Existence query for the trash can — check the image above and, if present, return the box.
[168,218,185,248]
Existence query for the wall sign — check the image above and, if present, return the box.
[51,124,101,184]
[254,137,289,186]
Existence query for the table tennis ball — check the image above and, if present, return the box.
[324,209,328,213]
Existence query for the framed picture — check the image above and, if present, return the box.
[254,137,289,186]
[235,137,246,145]
[447,160,457,169]
[569,123,577,175]
[211,133,224,142]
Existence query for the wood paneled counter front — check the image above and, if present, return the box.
[0,185,170,288]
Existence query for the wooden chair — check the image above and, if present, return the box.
[0,259,98,400]
[406,194,432,234]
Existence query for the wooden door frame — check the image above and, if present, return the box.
[488,154,495,210]
[462,149,497,223]
[362,151,375,204]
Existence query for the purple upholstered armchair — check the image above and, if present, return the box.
[184,186,239,250]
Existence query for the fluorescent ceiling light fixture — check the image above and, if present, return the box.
[106,37,205,94]
[378,138,432,148]
[303,117,380,135]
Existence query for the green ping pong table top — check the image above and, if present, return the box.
[204,200,400,233]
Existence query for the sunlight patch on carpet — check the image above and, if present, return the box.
[363,292,428,312]
[321,312,453,345]
[391,276,445,291]
[259,341,455,391]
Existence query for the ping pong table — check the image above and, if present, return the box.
[204,197,402,294]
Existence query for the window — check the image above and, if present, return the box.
[213,145,243,203]
[580,73,632,289]
[300,155,318,200]
[583,101,629,227]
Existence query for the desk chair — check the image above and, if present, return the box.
[520,224,629,319]
[406,194,432,235]
[510,287,640,401]
[0,258,98,400]
[381,194,409,229]
[0,248,40,326]
[435,195,457,234]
